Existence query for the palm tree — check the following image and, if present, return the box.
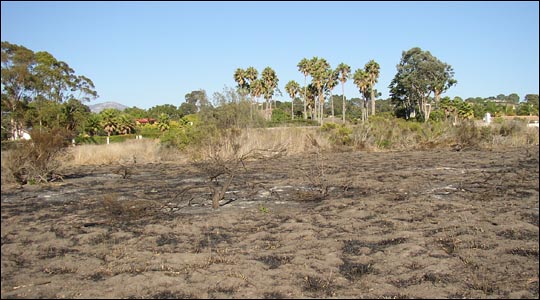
[100,109,118,144]
[233,68,247,103]
[365,60,380,116]
[309,57,330,125]
[261,67,279,120]
[336,63,351,123]
[285,80,300,120]
[353,69,370,122]
[250,79,264,113]
[117,114,135,135]
[324,69,339,119]
[245,67,258,119]
[297,58,311,120]
[85,114,101,136]
[157,113,170,133]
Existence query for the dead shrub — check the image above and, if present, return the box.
[101,193,159,222]
[3,128,71,184]
[180,127,286,209]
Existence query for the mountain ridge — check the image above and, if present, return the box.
[88,101,128,113]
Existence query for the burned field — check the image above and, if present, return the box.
[1,146,539,299]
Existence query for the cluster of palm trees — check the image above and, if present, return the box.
[237,57,380,125]
[233,66,279,120]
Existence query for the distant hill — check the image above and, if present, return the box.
[88,101,128,113]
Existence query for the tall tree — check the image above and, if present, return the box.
[297,58,311,120]
[324,69,339,119]
[185,89,209,112]
[233,68,247,97]
[117,113,135,135]
[309,57,330,125]
[1,41,36,139]
[389,47,456,122]
[336,63,351,122]
[1,41,98,140]
[285,80,300,120]
[365,60,380,116]
[353,68,370,122]
[100,108,119,144]
[250,79,264,112]
[244,67,258,120]
[261,67,279,120]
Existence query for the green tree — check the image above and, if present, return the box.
[157,113,170,133]
[297,58,311,120]
[148,104,181,120]
[84,114,101,136]
[389,47,456,122]
[309,57,330,125]
[245,67,258,119]
[353,68,370,122]
[124,106,147,119]
[250,79,264,113]
[336,63,351,122]
[365,60,380,116]
[1,41,36,140]
[100,108,119,144]
[61,99,91,133]
[524,94,539,108]
[179,102,198,116]
[233,68,248,101]
[285,80,300,120]
[185,89,209,112]
[324,68,339,119]
[261,67,279,120]
[506,93,520,104]
[1,41,98,140]
[116,113,135,135]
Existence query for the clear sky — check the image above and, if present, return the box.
[2,1,538,109]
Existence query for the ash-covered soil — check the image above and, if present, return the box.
[1,146,539,299]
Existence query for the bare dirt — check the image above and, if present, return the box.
[1,146,539,299]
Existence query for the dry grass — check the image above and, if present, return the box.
[60,128,328,168]
[62,138,166,166]
[2,123,537,179]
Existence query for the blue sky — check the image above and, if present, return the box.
[2,1,538,109]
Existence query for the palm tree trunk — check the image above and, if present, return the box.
[331,92,334,118]
[342,82,346,123]
[370,87,376,116]
[303,76,307,120]
[291,98,294,120]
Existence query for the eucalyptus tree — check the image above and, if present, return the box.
[1,42,36,139]
[297,58,311,119]
[430,67,457,110]
[389,47,456,121]
[1,41,97,140]
[353,68,370,122]
[365,60,380,116]
[61,98,91,133]
[336,63,351,123]
[285,80,300,120]
[261,67,279,120]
